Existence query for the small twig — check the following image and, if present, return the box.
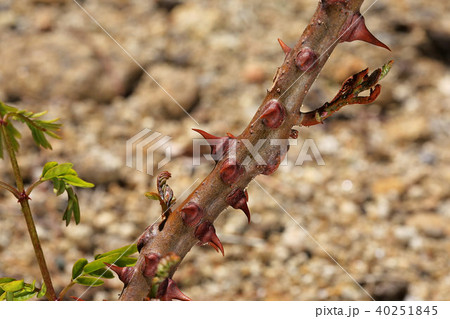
[299,60,393,126]
[26,178,44,196]
[58,281,75,301]
[0,180,20,199]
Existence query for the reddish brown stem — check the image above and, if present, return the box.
[120,0,383,300]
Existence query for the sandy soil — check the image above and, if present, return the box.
[0,0,449,300]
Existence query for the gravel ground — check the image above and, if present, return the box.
[0,0,449,300]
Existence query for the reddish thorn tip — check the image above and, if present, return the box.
[192,128,219,140]
[180,202,204,227]
[104,263,135,285]
[209,232,225,256]
[158,279,191,301]
[195,222,224,256]
[260,100,286,129]
[340,13,390,51]
[193,128,231,162]
[70,296,85,301]
[277,38,291,55]
[226,188,251,223]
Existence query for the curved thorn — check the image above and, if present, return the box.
[104,263,135,285]
[193,128,231,162]
[239,199,251,224]
[192,128,220,140]
[340,13,390,51]
[195,222,225,256]
[209,231,224,256]
[226,188,251,223]
[160,279,192,301]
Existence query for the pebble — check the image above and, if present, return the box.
[385,116,431,144]
[242,64,267,84]
[132,64,200,119]
[407,213,449,238]
[371,177,406,196]
[393,226,417,245]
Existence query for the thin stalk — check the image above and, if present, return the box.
[0,123,57,301]
[26,179,44,196]
[0,180,20,198]
[58,281,75,301]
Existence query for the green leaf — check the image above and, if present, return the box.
[23,280,36,293]
[145,192,161,201]
[72,258,88,279]
[41,162,58,177]
[62,175,94,188]
[0,278,15,284]
[73,194,81,224]
[0,278,41,300]
[66,185,75,199]
[52,178,66,196]
[0,280,24,292]
[28,124,52,149]
[380,60,394,81]
[0,102,20,158]
[42,163,73,180]
[85,268,114,279]
[42,164,93,225]
[114,256,138,268]
[0,278,15,295]
[95,244,138,260]
[13,290,36,301]
[7,108,61,150]
[0,101,18,115]
[63,194,74,226]
[83,253,122,274]
[30,111,47,118]
[74,276,104,287]
[65,168,78,176]
[37,283,46,298]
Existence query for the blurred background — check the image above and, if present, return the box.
[0,0,449,300]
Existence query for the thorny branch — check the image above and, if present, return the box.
[118,0,392,300]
